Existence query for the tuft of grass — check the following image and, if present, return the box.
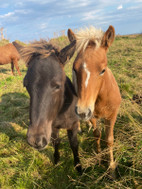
[0,39,10,46]
[0,35,142,189]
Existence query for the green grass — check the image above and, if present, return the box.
[0,35,142,189]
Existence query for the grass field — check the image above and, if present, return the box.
[0,35,142,189]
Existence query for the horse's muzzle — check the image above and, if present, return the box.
[27,134,48,150]
[75,106,92,121]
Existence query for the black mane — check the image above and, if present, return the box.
[20,40,60,66]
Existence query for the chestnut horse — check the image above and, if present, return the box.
[68,26,121,174]
[0,43,21,75]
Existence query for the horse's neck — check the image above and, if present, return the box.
[101,67,114,89]
[59,76,77,114]
[97,67,120,102]
[12,42,23,52]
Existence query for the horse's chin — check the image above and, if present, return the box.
[37,145,48,151]
[77,113,93,121]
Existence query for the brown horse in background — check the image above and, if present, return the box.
[68,26,121,176]
[0,43,21,75]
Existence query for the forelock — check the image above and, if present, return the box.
[75,26,104,52]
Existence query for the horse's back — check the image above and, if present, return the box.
[8,43,20,59]
[0,43,20,63]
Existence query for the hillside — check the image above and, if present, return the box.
[0,34,142,189]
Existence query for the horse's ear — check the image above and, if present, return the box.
[68,29,76,43]
[58,40,76,66]
[101,25,115,49]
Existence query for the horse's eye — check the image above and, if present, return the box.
[100,69,105,76]
[55,84,60,89]
[51,81,61,91]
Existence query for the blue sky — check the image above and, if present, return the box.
[0,0,142,42]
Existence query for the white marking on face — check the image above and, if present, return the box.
[83,62,90,88]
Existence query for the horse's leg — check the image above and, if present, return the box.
[90,118,101,154]
[67,122,82,173]
[13,59,21,75]
[77,121,82,133]
[52,128,60,164]
[11,62,14,75]
[105,113,117,177]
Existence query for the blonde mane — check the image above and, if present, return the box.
[75,26,104,52]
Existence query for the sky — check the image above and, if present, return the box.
[0,0,142,42]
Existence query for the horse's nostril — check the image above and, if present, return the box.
[35,136,47,149]
[42,137,47,147]
[35,137,41,147]
[87,108,92,117]
[75,106,85,118]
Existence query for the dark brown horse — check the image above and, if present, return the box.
[22,39,82,173]
[68,26,121,175]
[0,43,21,75]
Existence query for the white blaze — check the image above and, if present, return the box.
[83,62,90,88]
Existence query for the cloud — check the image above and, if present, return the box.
[0,12,15,19]
[40,23,48,30]
[117,5,123,10]
[82,10,102,21]
[0,9,31,22]
[127,5,140,10]
[15,9,32,14]
[65,0,91,7]
[15,2,25,7]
